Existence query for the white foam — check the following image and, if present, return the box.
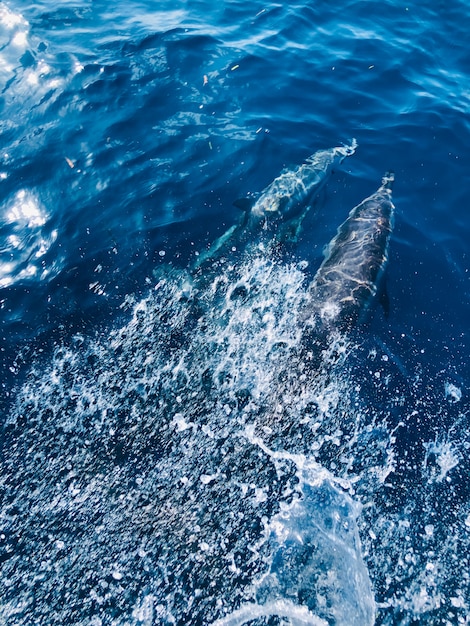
[241,428,375,625]
[425,439,460,482]
[211,599,328,626]
[444,381,462,403]
[5,246,469,625]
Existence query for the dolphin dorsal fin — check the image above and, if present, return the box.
[379,281,391,318]
[233,197,255,211]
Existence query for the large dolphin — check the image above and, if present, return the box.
[301,172,395,333]
[193,140,357,270]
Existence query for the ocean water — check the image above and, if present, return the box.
[1,0,469,624]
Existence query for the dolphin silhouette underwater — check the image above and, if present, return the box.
[193,140,358,271]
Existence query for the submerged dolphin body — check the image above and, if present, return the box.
[302,172,395,334]
[238,139,358,221]
[193,140,357,271]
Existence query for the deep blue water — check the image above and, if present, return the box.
[1,1,469,624]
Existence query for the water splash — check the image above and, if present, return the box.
[2,247,469,625]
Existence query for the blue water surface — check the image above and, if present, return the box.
[1,1,469,624]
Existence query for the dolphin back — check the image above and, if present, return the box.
[193,141,358,271]
[250,139,358,217]
[303,172,395,332]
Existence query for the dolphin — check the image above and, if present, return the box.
[193,140,358,271]
[302,172,395,333]
[235,139,358,221]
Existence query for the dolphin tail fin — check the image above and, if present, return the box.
[380,171,395,192]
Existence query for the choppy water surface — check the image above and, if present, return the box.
[1,1,469,625]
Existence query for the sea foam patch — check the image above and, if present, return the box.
[2,251,470,625]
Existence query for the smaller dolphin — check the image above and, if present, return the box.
[193,140,357,271]
[235,139,358,221]
[302,172,395,333]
